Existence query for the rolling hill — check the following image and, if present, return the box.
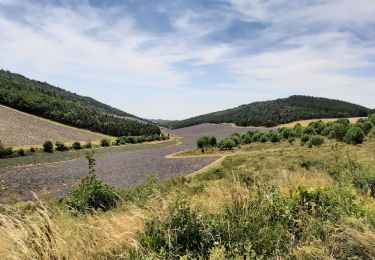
[0,70,160,137]
[0,104,106,147]
[167,95,371,129]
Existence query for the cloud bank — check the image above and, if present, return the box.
[0,0,374,119]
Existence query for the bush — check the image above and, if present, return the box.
[66,150,119,213]
[196,136,211,149]
[43,141,53,153]
[0,141,12,158]
[17,149,25,156]
[72,142,81,150]
[329,123,348,141]
[100,139,111,147]
[55,141,66,151]
[259,134,268,143]
[288,137,295,145]
[84,141,92,149]
[309,135,325,147]
[210,136,217,147]
[218,138,236,150]
[230,135,241,146]
[300,134,311,145]
[269,132,281,143]
[30,147,36,153]
[344,126,365,145]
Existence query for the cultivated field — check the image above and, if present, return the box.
[0,123,267,200]
[0,105,107,147]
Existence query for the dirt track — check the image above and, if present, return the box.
[0,123,269,200]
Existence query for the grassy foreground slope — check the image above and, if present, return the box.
[1,136,375,258]
[0,70,160,136]
[0,104,107,147]
[167,95,371,128]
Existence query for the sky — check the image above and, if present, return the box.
[0,0,374,119]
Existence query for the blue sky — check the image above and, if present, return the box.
[0,0,374,119]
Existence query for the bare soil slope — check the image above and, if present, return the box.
[0,105,105,147]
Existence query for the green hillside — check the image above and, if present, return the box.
[168,95,371,128]
[0,70,160,136]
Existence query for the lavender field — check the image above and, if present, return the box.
[0,123,270,200]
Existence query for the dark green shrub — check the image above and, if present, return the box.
[55,141,66,151]
[30,147,36,153]
[357,120,373,135]
[196,136,211,149]
[72,142,81,150]
[288,137,295,145]
[251,132,262,142]
[269,132,281,143]
[344,126,365,145]
[300,134,311,145]
[210,136,217,147]
[230,135,241,146]
[243,134,252,144]
[218,138,236,150]
[66,150,119,213]
[43,141,53,153]
[17,149,25,156]
[369,114,375,125]
[329,123,348,141]
[259,134,268,143]
[0,141,12,158]
[84,141,92,149]
[139,200,213,258]
[100,139,111,147]
[309,135,325,147]
[302,126,317,135]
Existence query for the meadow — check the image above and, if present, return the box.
[1,126,375,259]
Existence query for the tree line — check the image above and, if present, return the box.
[168,95,371,129]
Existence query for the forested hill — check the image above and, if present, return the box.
[0,70,160,136]
[167,95,371,129]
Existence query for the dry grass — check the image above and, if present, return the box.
[278,117,363,128]
[0,105,111,148]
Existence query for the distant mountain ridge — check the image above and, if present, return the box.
[0,70,160,136]
[167,95,371,129]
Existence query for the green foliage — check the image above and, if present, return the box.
[0,70,160,137]
[210,136,217,147]
[116,134,169,145]
[100,139,111,147]
[43,141,53,153]
[72,142,81,150]
[259,134,268,143]
[309,135,325,147]
[369,114,375,125]
[328,123,347,141]
[168,95,370,129]
[84,142,92,149]
[269,131,281,143]
[55,141,67,152]
[300,134,311,145]
[196,136,211,149]
[30,147,36,153]
[288,137,295,145]
[17,149,25,156]
[230,135,241,146]
[218,138,236,150]
[138,186,361,259]
[66,150,119,214]
[344,126,365,145]
[0,141,13,158]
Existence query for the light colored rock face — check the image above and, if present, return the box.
[0,105,103,147]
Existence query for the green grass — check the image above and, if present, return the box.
[1,139,375,259]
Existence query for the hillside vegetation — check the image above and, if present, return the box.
[1,117,375,258]
[167,95,371,128]
[0,70,160,136]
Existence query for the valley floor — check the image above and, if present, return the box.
[1,134,374,259]
[0,123,264,200]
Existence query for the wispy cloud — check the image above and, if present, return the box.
[0,0,374,119]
